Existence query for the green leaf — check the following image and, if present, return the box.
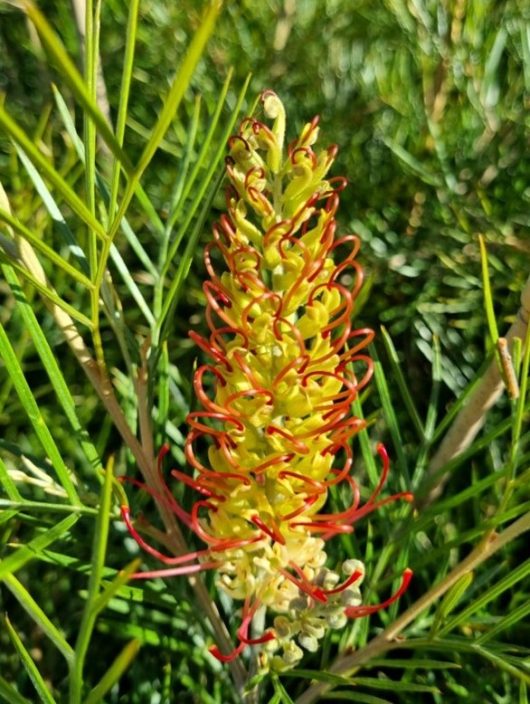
[430,571,474,637]
[284,669,364,687]
[163,69,235,247]
[478,236,499,344]
[367,658,460,670]
[520,680,528,704]
[0,509,19,526]
[430,352,494,445]
[108,0,140,220]
[285,670,439,694]
[380,326,424,440]
[0,105,108,241]
[4,616,57,704]
[0,454,22,501]
[17,0,131,170]
[271,674,295,704]
[51,83,159,282]
[326,693,392,704]
[0,675,33,704]
[160,71,251,273]
[2,573,74,663]
[70,459,115,703]
[2,263,103,480]
[382,140,441,186]
[91,559,141,617]
[437,558,530,637]
[101,0,223,281]
[82,0,99,282]
[14,145,90,277]
[413,334,441,487]
[108,244,155,326]
[82,639,140,704]
[0,205,92,287]
[476,599,530,645]
[474,645,530,686]
[0,514,79,579]
[350,394,378,486]
[157,165,225,341]
[156,73,253,342]
[372,344,410,488]
[347,677,439,694]
[0,254,93,328]
[0,321,81,505]
[0,499,96,517]
[163,94,202,241]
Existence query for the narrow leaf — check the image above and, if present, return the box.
[17,0,130,169]
[430,571,474,636]
[0,675,33,704]
[380,325,424,439]
[2,573,74,663]
[326,693,393,704]
[70,459,115,701]
[372,346,410,488]
[478,235,499,344]
[2,263,103,479]
[0,205,92,287]
[0,254,93,328]
[0,321,81,504]
[82,639,141,704]
[4,616,57,704]
[0,514,79,579]
[438,557,530,637]
[108,0,140,219]
[15,146,90,276]
[105,0,222,252]
[476,599,530,645]
[0,454,23,501]
[0,105,107,240]
[91,559,141,617]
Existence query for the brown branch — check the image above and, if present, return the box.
[295,510,530,704]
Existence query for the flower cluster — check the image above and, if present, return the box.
[123,91,412,670]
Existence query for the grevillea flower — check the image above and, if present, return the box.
[123,91,413,670]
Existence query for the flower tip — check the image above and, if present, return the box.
[375,442,388,459]
[261,89,282,116]
[260,88,277,101]
[344,567,413,619]
[209,643,243,663]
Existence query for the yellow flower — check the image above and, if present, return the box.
[123,91,412,669]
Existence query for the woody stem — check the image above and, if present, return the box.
[295,510,530,704]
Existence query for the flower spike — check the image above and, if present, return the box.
[123,92,412,670]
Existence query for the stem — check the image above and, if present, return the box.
[243,605,267,704]
[295,510,530,704]
[70,0,113,132]
[69,457,114,704]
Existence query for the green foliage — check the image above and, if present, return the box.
[0,1,529,703]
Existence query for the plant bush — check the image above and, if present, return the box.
[0,1,529,703]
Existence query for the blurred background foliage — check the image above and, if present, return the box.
[0,0,529,702]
